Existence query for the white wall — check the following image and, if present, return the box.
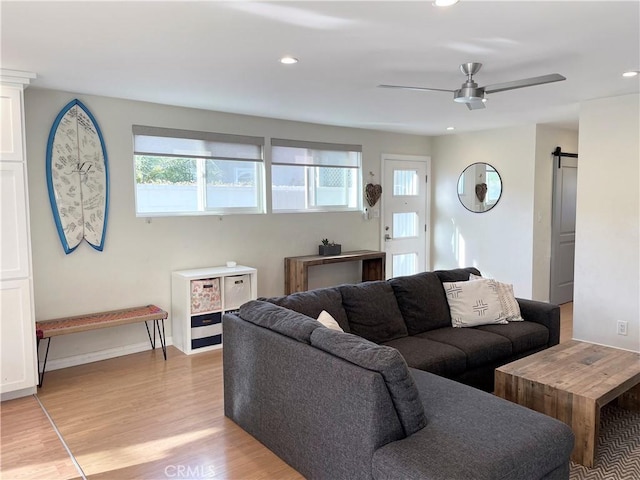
[573,93,639,352]
[24,88,430,366]
[532,125,579,301]
[431,126,537,297]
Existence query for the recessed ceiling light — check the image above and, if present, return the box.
[622,70,638,77]
[433,0,459,6]
[481,98,487,103]
[280,56,298,65]
[446,126,455,131]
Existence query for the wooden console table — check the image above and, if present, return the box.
[284,250,385,294]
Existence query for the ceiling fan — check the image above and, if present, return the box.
[379,62,566,110]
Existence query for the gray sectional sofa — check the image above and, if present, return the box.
[262,267,560,392]
[223,268,574,479]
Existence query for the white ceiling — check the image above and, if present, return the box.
[2,1,639,135]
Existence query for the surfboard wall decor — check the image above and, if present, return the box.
[46,99,109,254]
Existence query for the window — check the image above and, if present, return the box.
[133,126,264,216]
[485,167,501,206]
[271,138,362,212]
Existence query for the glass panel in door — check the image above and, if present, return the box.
[393,169,419,196]
[392,253,418,277]
[393,212,419,238]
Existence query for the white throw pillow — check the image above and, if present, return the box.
[470,273,524,322]
[443,279,508,328]
[317,310,344,331]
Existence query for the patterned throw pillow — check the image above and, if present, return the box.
[442,279,508,328]
[469,273,524,321]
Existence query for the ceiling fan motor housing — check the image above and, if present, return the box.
[454,83,485,103]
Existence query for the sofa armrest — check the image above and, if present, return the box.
[516,298,561,346]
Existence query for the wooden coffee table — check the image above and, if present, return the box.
[495,340,640,467]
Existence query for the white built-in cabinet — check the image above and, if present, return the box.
[171,266,257,354]
[1,71,38,400]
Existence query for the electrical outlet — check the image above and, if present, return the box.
[617,320,628,336]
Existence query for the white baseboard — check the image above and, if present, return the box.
[40,336,173,372]
[1,385,37,401]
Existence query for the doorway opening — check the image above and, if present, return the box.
[550,147,578,304]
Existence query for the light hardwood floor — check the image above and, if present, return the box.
[2,347,302,480]
[0,395,80,479]
[559,302,573,343]
[1,305,574,480]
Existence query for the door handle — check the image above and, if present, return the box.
[384,233,392,241]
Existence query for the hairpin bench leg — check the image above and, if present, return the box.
[144,320,155,349]
[38,337,51,387]
[156,319,167,360]
[144,319,167,360]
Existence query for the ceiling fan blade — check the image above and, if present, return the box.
[466,100,486,110]
[483,74,566,94]
[378,84,454,93]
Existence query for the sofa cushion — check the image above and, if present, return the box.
[339,281,408,344]
[435,267,481,283]
[475,321,549,354]
[418,327,512,368]
[264,287,351,333]
[389,272,452,334]
[382,336,467,377]
[310,327,426,436]
[238,300,321,344]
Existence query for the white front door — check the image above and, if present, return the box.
[381,154,431,279]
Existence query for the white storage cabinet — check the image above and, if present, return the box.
[1,72,38,400]
[171,266,257,354]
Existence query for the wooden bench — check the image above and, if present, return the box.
[35,305,168,387]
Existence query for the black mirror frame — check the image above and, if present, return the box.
[457,162,503,213]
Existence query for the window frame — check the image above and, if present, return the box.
[133,125,265,217]
[270,138,362,213]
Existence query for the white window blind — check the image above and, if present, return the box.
[133,126,265,216]
[271,138,362,212]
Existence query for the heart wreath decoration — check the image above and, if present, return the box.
[475,183,488,203]
[365,183,382,207]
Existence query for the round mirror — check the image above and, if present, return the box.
[457,163,502,213]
